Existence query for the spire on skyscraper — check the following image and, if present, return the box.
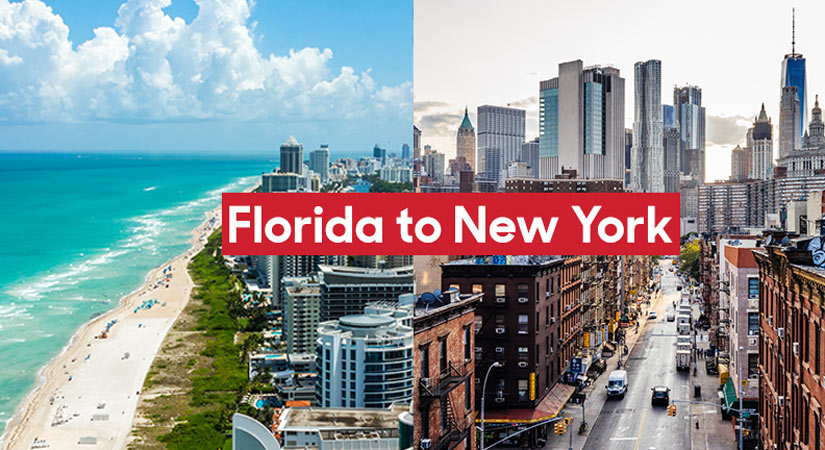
[792,7,795,55]
[459,106,474,130]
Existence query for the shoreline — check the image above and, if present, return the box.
[1,183,253,450]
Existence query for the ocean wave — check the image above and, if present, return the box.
[143,186,157,192]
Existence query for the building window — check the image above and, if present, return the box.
[420,345,430,379]
[748,353,759,378]
[495,284,506,297]
[517,283,529,298]
[449,283,460,291]
[517,379,528,401]
[747,277,759,299]
[464,327,471,361]
[474,316,482,334]
[472,283,483,294]
[518,314,529,334]
[439,338,448,374]
[748,313,759,336]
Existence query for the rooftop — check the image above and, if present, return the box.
[446,255,563,266]
[279,405,408,431]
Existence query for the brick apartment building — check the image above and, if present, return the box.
[754,244,825,450]
[440,256,580,447]
[413,288,481,450]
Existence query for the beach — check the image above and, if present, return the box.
[1,209,222,450]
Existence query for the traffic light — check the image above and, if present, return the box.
[667,404,677,416]
[563,417,573,427]
[554,422,563,435]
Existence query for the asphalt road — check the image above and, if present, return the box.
[582,261,691,450]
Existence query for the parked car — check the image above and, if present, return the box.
[676,286,682,291]
[667,313,676,321]
[648,311,657,320]
[651,386,671,406]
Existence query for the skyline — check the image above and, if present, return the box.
[0,0,413,153]
[414,0,824,183]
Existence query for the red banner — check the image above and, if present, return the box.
[221,193,680,255]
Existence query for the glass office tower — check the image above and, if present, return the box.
[782,54,807,141]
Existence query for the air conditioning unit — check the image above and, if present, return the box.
[768,316,773,326]
[495,297,506,304]
[495,327,506,334]
[518,297,529,304]
[546,291,550,298]
[421,378,431,388]
[495,347,505,353]
[565,305,571,311]
[518,361,528,368]
[421,439,432,450]
[551,317,556,323]
[550,347,554,354]
[778,328,785,338]
[778,396,784,407]
[793,342,799,354]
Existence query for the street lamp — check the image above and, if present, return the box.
[480,361,501,450]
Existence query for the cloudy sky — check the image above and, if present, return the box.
[0,0,412,154]
[414,0,824,182]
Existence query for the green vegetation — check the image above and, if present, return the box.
[320,173,412,193]
[131,231,271,450]
[678,240,700,280]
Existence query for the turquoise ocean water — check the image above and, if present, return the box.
[0,153,274,432]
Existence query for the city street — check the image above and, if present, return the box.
[581,261,690,450]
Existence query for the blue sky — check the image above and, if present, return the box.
[0,0,412,154]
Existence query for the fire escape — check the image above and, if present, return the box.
[419,361,471,450]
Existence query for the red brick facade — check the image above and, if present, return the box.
[414,291,481,450]
[754,247,825,450]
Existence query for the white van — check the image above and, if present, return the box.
[606,370,628,398]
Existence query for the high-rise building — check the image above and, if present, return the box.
[663,105,680,192]
[319,265,414,321]
[750,104,773,180]
[282,276,321,354]
[373,144,387,165]
[625,128,632,185]
[309,145,330,182]
[730,145,751,181]
[401,143,411,160]
[257,255,345,306]
[538,61,625,180]
[673,85,706,182]
[315,306,414,408]
[280,136,303,175]
[422,148,445,184]
[477,105,525,181]
[779,86,801,158]
[413,125,421,160]
[781,10,807,143]
[456,107,476,173]
[778,97,825,177]
[631,60,664,192]
[520,138,539,178]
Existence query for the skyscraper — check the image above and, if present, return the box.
[730,145,750,181]
[373,144,387,165]
[624,128,632,185]
[477,105,525,182]
[779,86,801,158]
[279,136,303,175]
[538,61,625,180]
[309,145,330,182]
[750,104,773,180]
[401,143,411,160]
[673,85,706,182]
[456,107,476,172]
[520,137,539,178]
[631,60,664,192]
[662,105,680,192]
[781,9,807,142]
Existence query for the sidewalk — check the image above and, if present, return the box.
[688,319,736,450]
[543,289,665,450]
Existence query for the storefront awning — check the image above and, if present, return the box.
[722,378,737,409]
[477,383,575,424]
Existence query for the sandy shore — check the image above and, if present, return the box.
[1,208,222,450]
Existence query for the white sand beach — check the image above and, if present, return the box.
[1,208,222,450]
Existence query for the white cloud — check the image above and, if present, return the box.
[0,0,410,123]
